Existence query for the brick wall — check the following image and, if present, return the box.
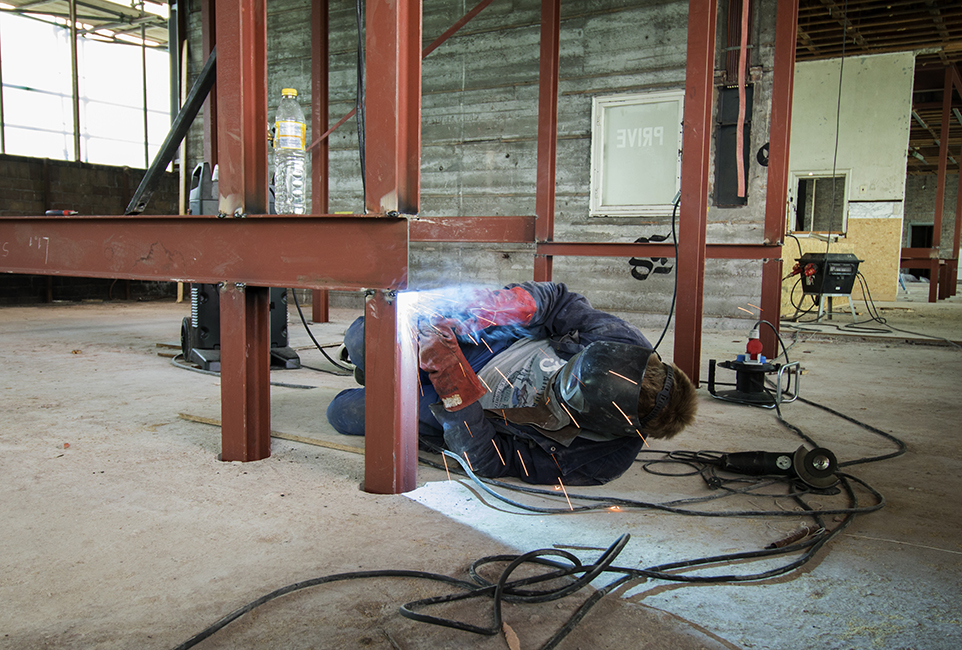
[0,154,182,303]
[903,173,960,256]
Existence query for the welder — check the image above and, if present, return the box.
[326,282,697,485]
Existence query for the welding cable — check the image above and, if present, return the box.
[169,353,317,389]
[290,289,354,374]
[435,449,885,519]
[171,569,478,650]
[652,194,681,352]
[823,0,848,253]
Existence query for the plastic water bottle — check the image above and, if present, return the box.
[274,88,306,214]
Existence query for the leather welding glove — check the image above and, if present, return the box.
[418,320,487,411]
[459,286,537,335]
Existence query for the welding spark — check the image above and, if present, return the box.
[442,453,451,480]
[611,401,633,424]
[458,361,467,377]
[502,410,508,425]
[492,440,506,465]
[463,452,473,471]
[558,400,581,428]
[747,303,762,312]
[550,453,562,471]
[465,331,478,345]
[609,505,622,512]
[481,338,493,354]
[516,450,529,476]
[478,375,491,393]
[557,478,573,511]
[493,366,515,389]
[607,370,637,385]
[464,421,473,437]
[537,347,551,358]
[417,370,424,397]
[736,306,755,316]
[635,428,650,447]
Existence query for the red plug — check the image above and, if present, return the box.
[746,328,763,361]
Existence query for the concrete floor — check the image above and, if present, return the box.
[1,282,960,649]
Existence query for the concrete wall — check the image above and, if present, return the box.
[0,154,180,303]
[185,0,780,328]
[904,173,960,264]
[785,52,915,302]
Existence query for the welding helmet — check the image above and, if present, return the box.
[556,341,674,437]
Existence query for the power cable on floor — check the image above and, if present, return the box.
[290,289,354,374]
[169,353,317,390]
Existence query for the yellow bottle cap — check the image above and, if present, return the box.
[281,88,298,97]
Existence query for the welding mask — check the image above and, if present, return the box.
[555,341,673,437]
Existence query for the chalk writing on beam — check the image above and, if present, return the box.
[27,236,51,264]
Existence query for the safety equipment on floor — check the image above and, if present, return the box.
[418,320,486,411]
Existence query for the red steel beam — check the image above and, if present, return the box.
[950,64,962,298]
[411,216,536,243]
[212,0,270,463]
[362,0,421,494]
[0,215,409,290]
[760,0,799,355]
[215,0,268,216]
[365,0,421,214]
[312,0,330,323]
[363,290,419,494]
[674,0,716,385]
[219,283,271,461]
[536,242,779,259]
[534,0,561,282]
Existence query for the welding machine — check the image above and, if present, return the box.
[179,163,299,371]
[796,252,862,296]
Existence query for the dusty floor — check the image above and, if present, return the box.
[0,282,960,650]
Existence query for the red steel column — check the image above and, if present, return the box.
[364,290,418,494]
[220,283,272,461]
[362,0,419,493]
[365,0,421,214]
[673,0,716,385]
[929,65,955,302]
[312,0,330,323]
[534,0,561,282]
[949,65,962,298]
[216,0,268,215]
[215,0,271,461]
[760,0,798,356]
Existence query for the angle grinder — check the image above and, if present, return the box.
[717,445,839,489]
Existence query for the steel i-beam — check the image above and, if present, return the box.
[362,0,421,493]
[534,0,561,282]
[760,0,800,356]
[674,0,716,385]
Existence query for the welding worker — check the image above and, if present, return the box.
[326,282,697,486]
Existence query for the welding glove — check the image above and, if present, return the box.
[458,286,537,335]
[418,320,487,411]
